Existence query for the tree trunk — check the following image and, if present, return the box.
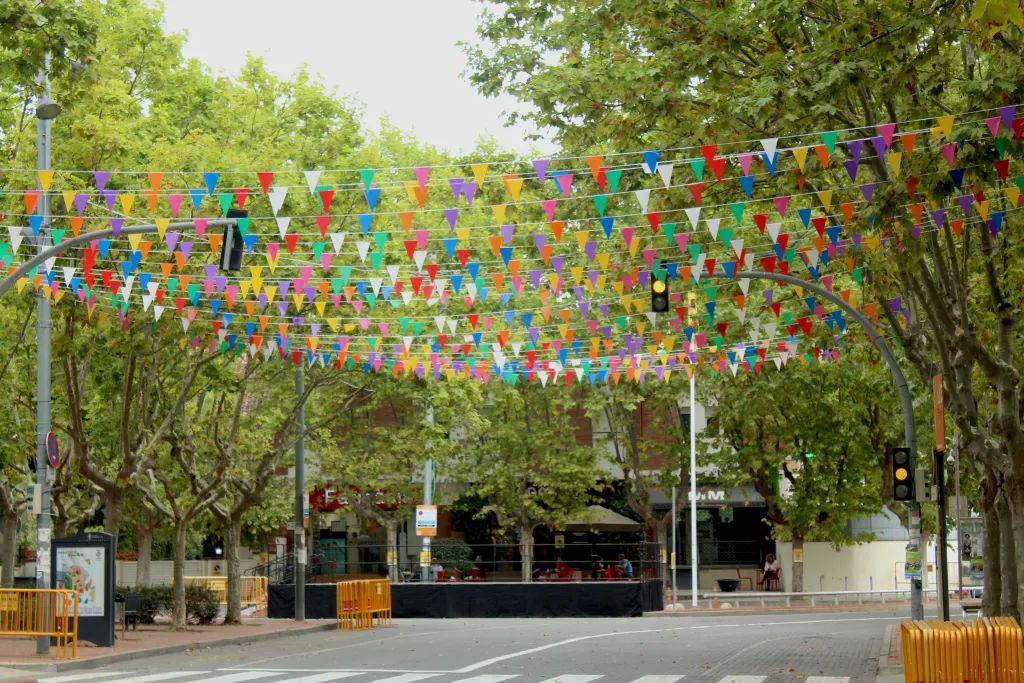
[982,492,1001,617]
[996,491,1018,620]
[519,524,533,582]
[224,516,242,625]
[1,511,18,588]
[103,492,124,546]
[385,521,399,582]
[1009,483,1024,621]
[171,521,188,630]
[135,525,153,588]
[790,535,804,593]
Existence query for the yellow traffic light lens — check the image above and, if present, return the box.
[895,468,908,481]
[652,280,666,294]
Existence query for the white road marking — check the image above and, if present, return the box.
[101,673,212,683]
[190,673,282,683]
[364,675,442,683]
[450,676,519,683]
[628,676,684,683]
[39,674,135,683]
[455,616,900,673]
[536,676,603,683]
[805,678,850,683]
[714,677,766,683]
[275,674,368,683]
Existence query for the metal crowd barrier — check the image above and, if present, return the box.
[901,617,1023,683]
[182,576,268,612]
[0,588,79,659]
[336,579,392,631]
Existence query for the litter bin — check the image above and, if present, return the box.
[716,578,740,592]
[113,593,125,636]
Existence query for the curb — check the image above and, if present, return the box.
[0,621,337,677]
[874,623,904,681]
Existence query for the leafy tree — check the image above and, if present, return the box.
[470,0,1024,617]
[453,382,599,580]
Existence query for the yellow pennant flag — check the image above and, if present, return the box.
[38,170,54,193]
[491,204,507,224]
[471,163,488,186]
[791,147,809,172]
[503,175,524,201]
[156,218,170,239]
[933,114,955,140]
[816,189,833,212]
[120,193,135,214]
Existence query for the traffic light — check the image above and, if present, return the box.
[891,447,914,501]
[651,276,669,312]
[220,208,247,272]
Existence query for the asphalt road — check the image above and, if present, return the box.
[32,610,903,683]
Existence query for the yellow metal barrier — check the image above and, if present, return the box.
[336,579,391,630]
[901,617,1023,683]
[182,576,269,612]
[0,588,79,659]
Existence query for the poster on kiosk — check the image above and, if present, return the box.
[52,531,115,647]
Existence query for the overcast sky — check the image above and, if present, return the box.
[160,0,553,155]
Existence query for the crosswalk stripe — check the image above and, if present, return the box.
[39,674,135,683]
[804,678,850,683]
[450,676,519,683]
[536,676,603,683]
[188,673,282,683]
[627,677,684,683]
[98,672,212,683]
[714,677,766,683]
[274,674,368,683]
[364,675,443,683]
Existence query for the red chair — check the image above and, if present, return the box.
[757,569,780,591]
[436,569,446,582]
[735,568,754,591]
[469,567,481,581]
[556,562,572,581]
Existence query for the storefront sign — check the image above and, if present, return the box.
[415,505,438,537]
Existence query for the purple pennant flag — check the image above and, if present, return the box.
[889,297,902,312]
[958,194,973,216]
[93,171,110,192]
[860,183,876,202]
[204,264,218,279]
[73,193,89,215]
[637,271,650,289]
[551,255,565,274]
[843,160,859,182]
[448,177,463,199]
[587,271,599,287]
[532,159,549,182]
[573,286,584,301]
[870,136,886,160]
[533,233,546,253]
[462,181,477,206]
[257,291,268,309]
[599,304,609,317]
[846,139,864,164]
[277,281,290,298]
[304,285,316,302]
[110,217,123,237]
[277,302,288,316]
[179,242,193,260]
[929,208,946,227]
[166,231,180,252]
[528,327,540,344]
[215,276,227,294]
[501,224,515,245]
[444,208,459,230]
[764,289,774,306]
[999,105,1017,129]
[585,241,597,261]
[580,300,590,317]
[101,189,117,211]
[529,269,543,288]
[851,232,863,248]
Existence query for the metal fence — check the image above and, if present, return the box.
[305,542,661,583]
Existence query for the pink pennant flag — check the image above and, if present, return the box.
[736,152,754,175]
[675,232,690,253]
[168,194,184,217]
[985,116,1001,137]
[542,199,557,221]
[773,195,789,217]
[556,173,573,197]
[414,167,431,187]
[195,219,207,238]
[877,123,896,147]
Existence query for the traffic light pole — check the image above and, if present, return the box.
[730,271,922,620]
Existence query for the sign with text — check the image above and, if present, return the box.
[415,505,438,536]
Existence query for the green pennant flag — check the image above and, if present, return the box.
[358,169,376,188]
[217,192,233,216]
[689,158,706,182]
[237,217,250,237]
[330,277,343,294]
[412,321,423,336]
[615,315,629,330]
[606,169,623,193]
[687,244,701,262]
[369,252,384,272]
[312,242,325,261]
[366,291,377,308]
[50,229,65,244]
[661,222,676,244]
[593,194,608,216]
[338,265,352,285]
[820,131,838,155]
[719,227,734,247]
[373,232,389,250]
[852,267,863,284]
[730,202,745,225]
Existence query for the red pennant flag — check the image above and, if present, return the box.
[233,187,250,209]
[257,172,274,193]
[316,215,331,237]
[646,212,661,233]
[285,233,299,255]
[687,183,704,205]
[753,213,767,234]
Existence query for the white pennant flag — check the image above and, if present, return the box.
[767,222,782,242]
[705,216,720,238]
[275,216,291,238]
[434,315,446,332]
[330,232,345,253]
[656,162,674,188]
[268,187,288,215]
[303,171,321,194]
[413,250,428,271]
[153,305,165,321]
[635,189,651,213]
[685,206,701,229]
[760,138,779,159]
[386,265,400,285]
[355,241,371,262]
[369,277,383,296]
[731,238,745,258]
[8,226,23,253]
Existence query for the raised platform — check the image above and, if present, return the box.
[269,580,663,619]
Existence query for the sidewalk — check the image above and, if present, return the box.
[0,618,336,676]
[649,599,916,616]
[873,622,905,682]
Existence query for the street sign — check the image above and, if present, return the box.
[46,431,60,468]
[415,505,438,537]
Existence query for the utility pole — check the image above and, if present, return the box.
[294,365,306,621]
[420,406,435,583]
[687,292,699,608]
[34,57,60,656]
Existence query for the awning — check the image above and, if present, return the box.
[563,505,643,532]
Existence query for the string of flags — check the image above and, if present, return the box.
[0,105,1020,384]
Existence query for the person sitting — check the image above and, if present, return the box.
[761,553,780,589]
[617,553,634,579]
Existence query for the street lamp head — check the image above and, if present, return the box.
[35,98,62,120]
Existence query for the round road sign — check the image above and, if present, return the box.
[46,431,60,468]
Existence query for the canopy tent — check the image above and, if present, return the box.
[563,505,642,532]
